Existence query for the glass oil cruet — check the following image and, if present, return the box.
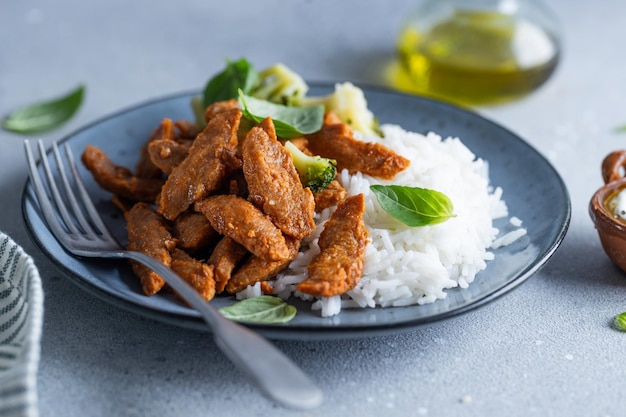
[389,0,562,106]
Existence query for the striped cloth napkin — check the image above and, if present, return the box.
[0,232,44,417]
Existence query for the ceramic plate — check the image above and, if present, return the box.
[21,84,570,340]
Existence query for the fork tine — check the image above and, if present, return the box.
[63,143,117,242]
[51,142,98,238]
[36,140,81,236]
[24,140,73,246]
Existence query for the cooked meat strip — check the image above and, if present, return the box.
[174,119,201,139]
[225,170,249,198]
[158,109,241,220]
[285,137,310,152]
[208,236,249,293]
[148,139,189,175]
[314,179,347,212]
[220,144,244,173]
[136,118,175,179]
[170,248,216,301]
[195,194,290,261]
[242,117,315,239]
[205,100,256,145]
[226,236,300,294]
[260,281,273,295]
[305,113,410,180]
[82,145,164,202]
[125,202,177,296]
[204,99,239,122]
[111,195,135,212]
[297,194,369,297]
[204,168,248,198]
[323,112,343,125]
[172,211,219,253]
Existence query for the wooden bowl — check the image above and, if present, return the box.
[589,150,626,272]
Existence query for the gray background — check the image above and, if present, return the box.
[1,1,624,416]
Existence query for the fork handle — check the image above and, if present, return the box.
[116,250,323,410]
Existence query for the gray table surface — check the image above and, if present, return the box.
[1,1,624,416]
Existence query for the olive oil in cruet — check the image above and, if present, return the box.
[389,0,562,105]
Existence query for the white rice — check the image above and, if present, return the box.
[510,216,523,227]
[491,228,527,250]
[257,124,525,317]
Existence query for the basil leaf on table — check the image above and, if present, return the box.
[2,85,84,134]
[203,58,258,107]
[238,90,324,139]
[613,312,626,332]
[370,184,456,227]
[219,295,297,324]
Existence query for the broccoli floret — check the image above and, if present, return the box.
[284,141,336,193]
[296,82,383,137]
[251,63,309,106]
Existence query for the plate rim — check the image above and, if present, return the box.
[21,82,572,339]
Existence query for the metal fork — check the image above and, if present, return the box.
[24,139,323,410]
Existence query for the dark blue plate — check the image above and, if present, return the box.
[21,83,571,339]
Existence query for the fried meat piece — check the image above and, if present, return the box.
[174,120,201,139]
[242,117,315,239]
[170,249,216,301]
[136,118,175,179]
[158,109,242,220]
[260,281,274,295]
[297,194,369,297]
[195,194,290,261]
[172,211,219,253]
[125,202,177,296]
[148,139,190,175]
[226,236,300,294]
[224,170,249,198]
[82,145,164,202]
[204,99,240,122]
[305,113,410,180]
[313,179,347,212]
[111,195,135,212]
[285,137,310,152]
[208,236,249,293]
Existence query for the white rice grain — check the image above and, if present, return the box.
[491,228,528,249]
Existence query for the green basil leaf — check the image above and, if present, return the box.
[203,58,258,107]
[2,85,84,134]
[370,184,456,227]
[612,312,626,332]
[238,90,324,139]
[219,295,297,324]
